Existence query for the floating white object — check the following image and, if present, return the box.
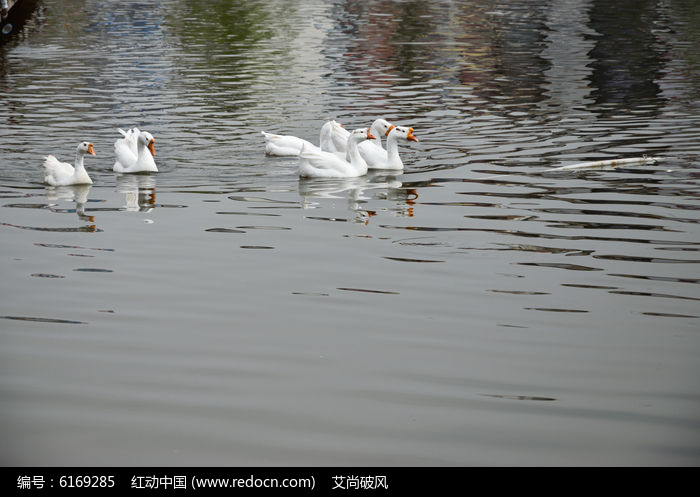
[546,156,657,172]
[473,156,659,182]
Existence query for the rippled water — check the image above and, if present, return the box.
[1,0,699,466]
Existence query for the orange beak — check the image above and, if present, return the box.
[407,127,418,142]
[385,125,396,137]
[147,139,156,157]
[87,143,96,156]
[366,128,376,140]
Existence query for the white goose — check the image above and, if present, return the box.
[113,128,157,173]
[262,120,347,157]
[358,119,396,168]
[370,125,419,170]
[330,118,391,153]
[298,128,376,178]
[328,118,394,168]
[329,120,350,152]
[43,142,95,186]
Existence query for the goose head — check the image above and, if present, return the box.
[330,121,346,133]
[138,131,156,157]
[389,126,419,142]
[78,142,96,156]
[369,118,393,138]
[351,127,376,142]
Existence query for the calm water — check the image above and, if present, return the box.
[1,0,699,466]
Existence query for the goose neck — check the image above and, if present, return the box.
[346,137,368,174]
[370,122,383,144]
[385,133,402,168]
[74,151,86,171]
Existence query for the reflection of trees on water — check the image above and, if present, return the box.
[166,0,275,46]
[326,0,682,118]
[540,0,596,112]
[659,0,700,101]
[327,0,551,115]
[163,0,308,118]
[330,0,441,80]
[587,0,665,113]
[161,0,687,121]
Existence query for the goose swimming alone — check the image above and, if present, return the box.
[43,141,95,186]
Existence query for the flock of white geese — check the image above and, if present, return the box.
[41,118,419,186]
[261,118,418,178]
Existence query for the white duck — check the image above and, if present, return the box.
[370,125,419,170]
[43,142,95,186]
[298,128,376,178]
[262,120,347,157]
[113,128,157,173]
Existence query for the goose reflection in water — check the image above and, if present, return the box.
[367,172,417,220]
[298,173,417,224]
[45,184,97,232]
[116,174,157,212]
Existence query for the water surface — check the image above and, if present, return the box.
[1,0,699,466]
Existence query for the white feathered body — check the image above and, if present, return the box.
[375,126,419,170]
[358,119,397,169]
[261,131,314,156]
[330,118,394,169]
[114,128,157,173]
[43,155,92,186]
[298,128,373,178]
[43,141,95,186]
[262,120,348,158]
[329,121,351,153]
